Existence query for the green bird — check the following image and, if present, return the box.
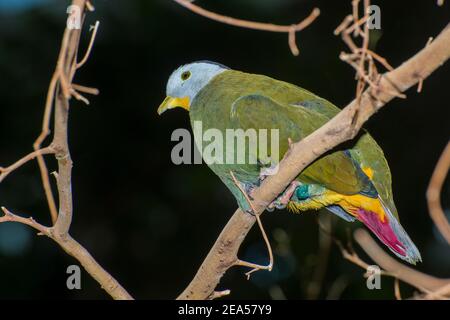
[157,61,421,264]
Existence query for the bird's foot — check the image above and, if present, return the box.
[267,181,300,211]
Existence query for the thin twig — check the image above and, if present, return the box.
[342,141,450,300]
[72,83,99,95]
[359,48,394,71]
[0,207,51,236]
[173,0,320,55]
[86,0,94,12]
[352,0,363,36]
[394,278,402,300]
[0,146,55,183]
[209,290,231,300]
[70,88,90,105]
[421,282,450,299]
[417,37,434,93]
[354,229,450,294]
[229,171,273,278]
[33,71,59,224]
[76,21,100,69]
[334,15,353,35]
[340,54,406,99]
[426,141,450,245]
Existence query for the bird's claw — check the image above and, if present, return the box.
[267,199,287,211]
[267,181,300,212]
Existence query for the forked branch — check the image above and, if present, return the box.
[173,0,320,56]
[0,0,132,300]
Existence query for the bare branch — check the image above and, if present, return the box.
[0,146,55,183]
[76,21,100,69]
[354,229,450,296]
[1,0,133,300]
[417,37,434,92]
[72,83,99,95]
[229,171,273,278]
[173,0,320,56]
[335,0,401,106]
[427,141,450,245]
[0,207,51,236]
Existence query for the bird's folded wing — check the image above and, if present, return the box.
[229,94,299,165]
[229,94,369,195]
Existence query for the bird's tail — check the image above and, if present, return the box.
[354,196,422,264]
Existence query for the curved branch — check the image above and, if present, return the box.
[177,23,450,300]
[0,146,55,183]
[44,0,132,299]
[0,207,132,300]
[173,0,320,55]
[427,141,450,245]
[0,207,51,236]
[354,229,450,293]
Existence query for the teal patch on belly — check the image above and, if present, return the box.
[295,184,310,200]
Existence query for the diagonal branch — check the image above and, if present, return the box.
[177,23,450,300]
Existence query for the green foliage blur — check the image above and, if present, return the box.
[0,0,449,299]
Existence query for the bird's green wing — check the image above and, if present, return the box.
[229,94,298,168]
[291,98,397,217]
[229,94,369,195]
[290,97,341,119]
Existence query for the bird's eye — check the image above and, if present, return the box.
[181,71,191,81]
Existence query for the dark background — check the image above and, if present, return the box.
[0,0,449,299]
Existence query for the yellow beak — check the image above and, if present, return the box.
[157,96,190,115]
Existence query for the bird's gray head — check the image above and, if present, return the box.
[157,61,228,115]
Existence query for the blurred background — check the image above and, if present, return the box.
[0,0,449,299]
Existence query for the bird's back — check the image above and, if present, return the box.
[190,70,397,218]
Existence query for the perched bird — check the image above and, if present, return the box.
[158,61,421,264]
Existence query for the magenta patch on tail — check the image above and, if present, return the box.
[356,209,406,257]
